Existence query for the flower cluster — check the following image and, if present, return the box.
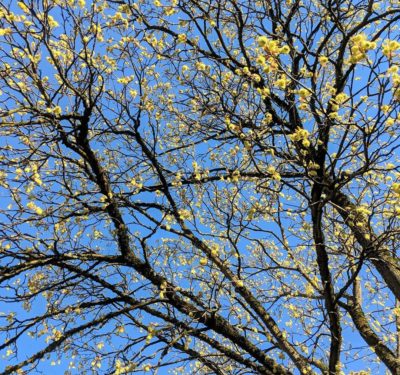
[349,34,376,63]
[289,127,311,148]
[382,39,400,58]
[256,36,290,73]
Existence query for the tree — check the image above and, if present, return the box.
[0,0,400,373]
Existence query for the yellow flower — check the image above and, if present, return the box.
[117,76,133,85]
[392,183,400,196]
[97,342,104,350]
[27,202,44,215]
[334,92,349,104]
[257,36,281,56]
[17,2,30,13]
[48,15,59,28]
[386,117,395,127]
[178,208,191,220]
[211,244,219,256]
[0,28,12,36]
[319,56,329,67]
[297,88,309,98]
[143,364,151,372]
[289,127,311,147]
[177,34,187,43]
[47,106,62,116]
[195,61,207,71]
[349,34,376,63]
[299,102,308,110]
[275,76,290,89]
[257,87,270,98]
[383,39,400,58]
[267,166,281,181]
[235,279,244,287]
[280,45,290,54]
[257,36,269,48]
[256,54,266,65]
[263,112,273,124]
